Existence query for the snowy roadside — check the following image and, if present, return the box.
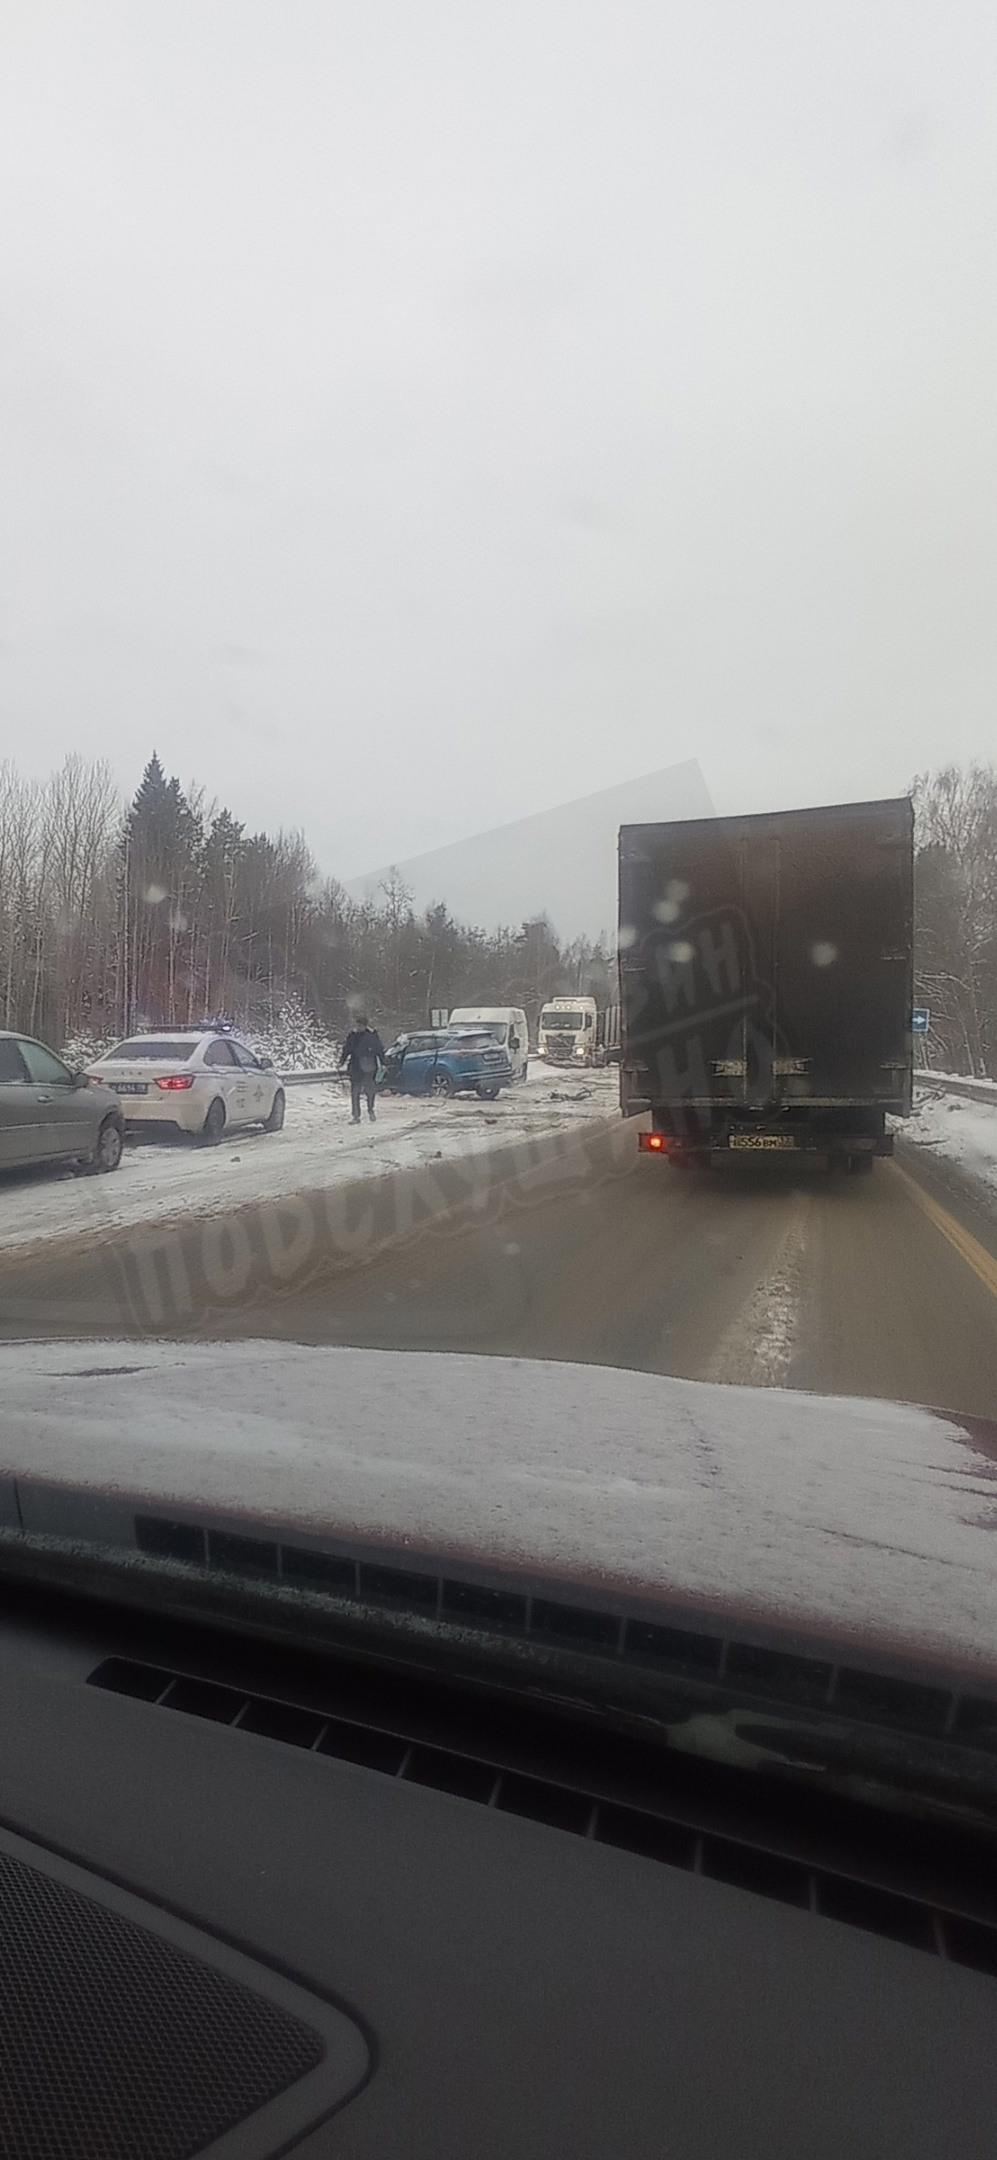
[0,1068,621,1260]
[898,1082,997,1208]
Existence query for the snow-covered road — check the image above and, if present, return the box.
[0,1068,620,1259]
[6,1066,994,1274]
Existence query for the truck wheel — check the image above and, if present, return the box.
[850,1152,874,1175]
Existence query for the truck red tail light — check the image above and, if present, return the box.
[640,1131,666,1151]
[155,1075,196,1091]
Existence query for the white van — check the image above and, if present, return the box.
[446,1007,529,1083]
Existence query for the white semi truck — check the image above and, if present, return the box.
[537,998,620,1067]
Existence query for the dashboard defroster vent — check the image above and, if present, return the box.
[90,1656,997,1984]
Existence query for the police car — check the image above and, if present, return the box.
[88,1028,285,1143]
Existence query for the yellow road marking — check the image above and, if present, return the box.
[893,1163,997,1303]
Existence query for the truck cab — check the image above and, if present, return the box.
[537,997,599,1066]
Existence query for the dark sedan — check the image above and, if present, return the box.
[0,1030,124,1175]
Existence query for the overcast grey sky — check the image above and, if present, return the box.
[1,2,995,877]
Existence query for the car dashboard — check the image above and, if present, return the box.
[1,1569,996,2159]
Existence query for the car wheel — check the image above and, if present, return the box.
[201,1096,227,1145]
[85,1117,124,1175]
[430,1070,454,1097]
[477,1083,500,1100]
[263,1088,286,1133]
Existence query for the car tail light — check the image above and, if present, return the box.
[155,1075,196,1091]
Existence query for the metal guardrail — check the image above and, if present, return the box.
[281,1067,997,1104]
[278,1068,344,1088]
[916,1071,997,1108]
[276,1066,997,1109]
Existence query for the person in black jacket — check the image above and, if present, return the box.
[339,1016,385,1123]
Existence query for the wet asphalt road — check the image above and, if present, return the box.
[2,1117,996,1422]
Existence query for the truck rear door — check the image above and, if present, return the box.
[619,820,764,1107]
[619,798,912,1117]
[772,801,913,1110]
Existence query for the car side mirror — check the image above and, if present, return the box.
[71,1068,89,1089]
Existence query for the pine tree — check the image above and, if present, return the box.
[124,756,203,1026]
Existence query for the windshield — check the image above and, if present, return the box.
[2,5,997,1856]
[105,1040,199,1062]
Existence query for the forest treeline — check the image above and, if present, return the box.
[0,751,993,1074]
[0,752,614,1054]
[911,763,997,1079]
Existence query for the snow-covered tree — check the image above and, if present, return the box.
[249,993,339,1074]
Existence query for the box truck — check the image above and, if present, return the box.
[619,799,913,1171]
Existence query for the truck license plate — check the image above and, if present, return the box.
[728,1133,797,1150]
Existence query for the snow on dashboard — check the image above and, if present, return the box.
[1,1341,996,1681]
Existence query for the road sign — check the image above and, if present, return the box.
[912,1008,930,1033]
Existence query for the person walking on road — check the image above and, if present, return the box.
[339,1016,385,1124]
